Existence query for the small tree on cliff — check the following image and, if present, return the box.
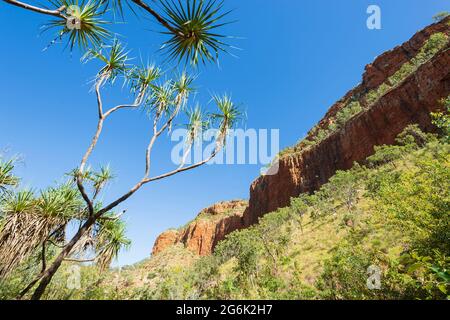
[0,0,240,299]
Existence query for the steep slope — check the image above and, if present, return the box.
[244,18,450,226]
[152,18,450,256]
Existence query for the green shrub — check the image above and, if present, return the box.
[433,12,449,22]
[388,62,415,86]
[431,95,450,142]
[335,101,363,127]
[413,33,448,66]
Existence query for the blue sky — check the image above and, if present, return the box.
[0,0,448,266]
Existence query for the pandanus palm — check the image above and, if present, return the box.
[129,64,161,95]
[173,72,196,107]
[46,0,109,50]
[211,94,242,145]
[159,0,233,65]
[94,218,131,271]
[2,0,239,300]
[148,81,177,120]
[0,159,19,197]
[0,184,83,279]
[186,105,209,144]
[83,39,131,83]
[0,167,130,281]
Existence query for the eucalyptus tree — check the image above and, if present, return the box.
[1,0,239,299]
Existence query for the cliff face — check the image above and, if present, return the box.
[152,18,450,256]
[152,200,247,255]
[243,19,450,226]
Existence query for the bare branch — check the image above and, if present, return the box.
[145,100,183,177]
[144,147,220,183]
[178,146,192,169]
[103,88,147,118]
[98,210,127,221]
[95,76,106,119]
[96,181,144,217]
[76,178,95,215]
[17,274,43,299]
[76,83,149,215]
[3,0,66,18]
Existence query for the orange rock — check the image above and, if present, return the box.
[243,18,450,227]
[152,18,450,257]
[152,200,247,256]
[151,229,179,256]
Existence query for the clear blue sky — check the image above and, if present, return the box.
[0,0,448,266]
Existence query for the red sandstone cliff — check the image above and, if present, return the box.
[243,19,450,226]
[152,200,247,255]
[152,18,450,256]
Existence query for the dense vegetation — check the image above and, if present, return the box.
[0,9,448,300]
[1,0,239,299]
[2,100,447,300]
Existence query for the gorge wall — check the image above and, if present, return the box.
[152,200,247,255]
[152,18,450,256]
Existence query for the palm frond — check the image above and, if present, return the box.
[185,104,209,143]
[147,80,177,117]
[209,94,241,145]
[45,0,110,51]
[128,63,161,93]
[99,0,135,19]
[95,217,130,270]
[82,39,131,83]
[159,0,234,65]
[211,93,240,128]
[173,71,196,106]
[0,190,64,279]
[37,183,84,219]
[0,159,19,196]
[91,165,115,197]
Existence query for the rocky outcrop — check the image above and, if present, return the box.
[152,200,247,255]
[152,18,450,255]
[311,18,450,135]
[243,20,450,226]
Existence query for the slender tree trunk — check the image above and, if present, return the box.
[29,216,97,300]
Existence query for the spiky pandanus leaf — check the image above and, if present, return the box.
[94,218,130,270]
[147,80,177,118]
[159,0,233,65]
[185,104,209,144]
[45,0,110,51]
[82,39,131,83]
[210,94,241,145]
[128,63,161,94]
[0,184,84,279]
[99,0,135,18]
[91,165,115,197]
[0,159,19,197]
[0,191,52,279]
[173,71,196,107]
